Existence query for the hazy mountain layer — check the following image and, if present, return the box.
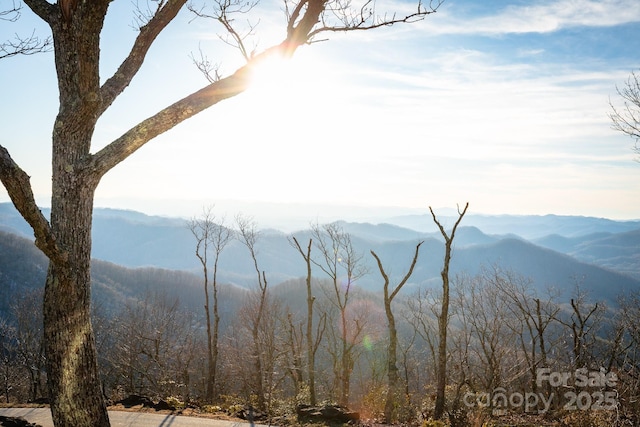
[1,203,639,311]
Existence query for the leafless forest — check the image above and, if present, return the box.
[1,216,639,427]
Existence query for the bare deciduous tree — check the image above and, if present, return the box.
[311,222,367,406]
[456,271,519,393]
[283,310,305,396]
[188,206,232,402]
[557,286,605,369]
[430,203,468,420]
[235,214,270,410]
[371,241,422,422]
[290,236,326,405]
[10,289,46,403]
[109,290,198,399]
[0,318,20,403]
[491,267,560,393]
[614,291,640,416]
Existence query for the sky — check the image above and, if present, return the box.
[1,0,640,228]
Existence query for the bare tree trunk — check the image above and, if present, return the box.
[311,223,367,408]
[431,203,468,421]
[211,278,220,399]
[189,209,231,402]
[42,13,111,420]
[285,312,305,395]
[252,317,266,410]
[192,255,217,402]
[201,259,214,401]
[237,215,268,410]
[210,221,230,401]
[340,311,350,407]
[557,293,602,369]
[291,237,318,405]
[44,190,110,427]
[372,242,422,423]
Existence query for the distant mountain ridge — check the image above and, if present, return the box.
[1,203,639,304]
[389,212,640,239]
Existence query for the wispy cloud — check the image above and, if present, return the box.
[430,0,640,35]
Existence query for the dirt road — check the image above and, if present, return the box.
[0,407,263,427]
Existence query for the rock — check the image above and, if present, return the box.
[116,394,155,408]
[115,395,177,411]
[232,405,266,421]
[154,399,176,411]
[297,404,360,424]
[0,416,42,427]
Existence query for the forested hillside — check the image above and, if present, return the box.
[1,206,639,426]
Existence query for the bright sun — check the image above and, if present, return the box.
[247,54,308,103]
[244,48,339,111]
[222,48,358,204]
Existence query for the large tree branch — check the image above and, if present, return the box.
[0,145,67,265]
[372,241,422,302]
[285,0,327,51]
[90,34,295,178]
[99,0,186,116]
[22,0,56,22]
[371,250,390,294]
[92,0,439,178]
[430,202,469,244]
[88,58,255,178]
[389,241,422,301]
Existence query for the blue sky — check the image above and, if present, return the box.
[1,0,640,227]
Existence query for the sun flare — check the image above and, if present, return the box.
[244,48,339,111]
[247,53,308,104]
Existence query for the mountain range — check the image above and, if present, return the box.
[1,202,639,312]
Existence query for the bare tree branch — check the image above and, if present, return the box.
[1,0,21,22]
[188,0,259,63]
[307,0,443,40]
[92,0,442,186]
[0,145,67,264]
[0,29,52,59]
[88,52,259,178]
[132,0,169,29]
[609,69,640,160]
[190,44,222,83]
[21,0,56,22]
[99,0,187,116]
[0,1,53,59]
